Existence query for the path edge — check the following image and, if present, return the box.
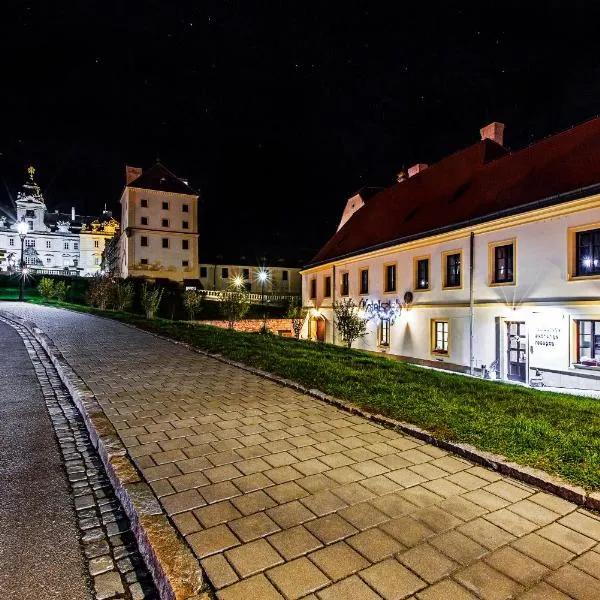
[0,310,210,600]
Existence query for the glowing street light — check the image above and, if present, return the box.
[232,274,244,289]
[257,269,269,325]
[16,218,28,301]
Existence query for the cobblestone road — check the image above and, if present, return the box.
[3,303,600,600]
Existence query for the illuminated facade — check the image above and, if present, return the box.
[302,120,600,391]
[0,167,119,276]
[117,163,200,282]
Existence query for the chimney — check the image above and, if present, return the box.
[125,165,143,185]
[71,206,76,221]
[408,163,428,178]
[480,122,505,146]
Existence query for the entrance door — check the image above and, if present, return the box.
[507,321,527,382]
[316,318,325,342]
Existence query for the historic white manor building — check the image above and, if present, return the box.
[302,119,600,392]
[0,167,119,276]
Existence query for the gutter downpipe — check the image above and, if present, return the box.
[332,264,337,345]
[469,231,475,375]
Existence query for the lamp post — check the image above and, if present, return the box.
[257,269,268,324]
[17,218,28,301]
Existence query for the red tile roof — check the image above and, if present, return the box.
[309,116,600,266]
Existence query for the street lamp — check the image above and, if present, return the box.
[257,269,268,324]
[16,218,28,301]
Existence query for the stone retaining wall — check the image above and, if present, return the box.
[197,318,295,335]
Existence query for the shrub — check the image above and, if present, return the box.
[115,280,135,311]
[141,283,164,319]
[332,298,370,348]
[286,296,308,339]
[52,280,69,301]
[38,277,55,300]
[219,289,250,329]
[183,289,204,320]
[87,277,115,310]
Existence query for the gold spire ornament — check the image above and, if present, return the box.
[27,165,36,180]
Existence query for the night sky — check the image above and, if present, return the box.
[2,2,600,262]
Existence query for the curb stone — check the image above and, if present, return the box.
[0,310,209,600]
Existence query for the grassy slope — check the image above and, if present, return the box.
[9,297,600,491]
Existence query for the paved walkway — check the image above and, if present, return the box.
[0,319,90,600]
[3,303,600,600]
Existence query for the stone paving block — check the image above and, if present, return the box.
[453,561,524,600]
[507,498,561,526]
[231,489,277,516]
[172,511,202,535]
[187,524,239,558]
[176,456,212,474]
[529,492,578,516]
[537,523,596,554]
[338,502,388,530]
[305,514,359,545]
[269,525,324,560]
[315,575,381,600]
[308,541,369,581]
[161,489,206,515]
[546,563,600,600]
[169,471,210,492]
[290,446,324,461]
[484,546,549,586]
[428,530,487,566]
[94,570,125,599]
[511,532,575,569]
[265,465,303,484]
[267,500,316,529]
[300,490,348,516]
[421,478,466,499]
[408,463,448,481]
[386,469,427,488]
[415,578,479,600]
[571,548,600,578]
[559,510,600,541]
[201,554,239,589]
[380,516,435,548]
[463,489,509,511]
[225,538,284,578]
[361,475,402,496]
[369,493,418,518]
[229,512,280,542]
[359,558,426,600]
[201,481,241,505]
[444,471,489,491]
[412,505,463,533]
[518,582,572,600]
[265,481,309,504]
[194,500,242,529]
[233,472,273,493]
[483,508,539,536]
[330,482,376,506]
[457,517,516,550]
[437,496,486,521]
[217,573,284,600]
[347,527,405,562]
[484,480,533,503]
[398,486,443,508]
[398,543,459,583]
[374,455,412,471]
[319,452,356,468]
[267,557,330,600]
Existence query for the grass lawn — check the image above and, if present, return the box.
[7,297,600,491]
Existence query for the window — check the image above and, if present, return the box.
[341,272,349,296]
[182,221,189,229]
[222,267,229,279]
[74,242,79,250]
[243,268,250,279]
[443,250,462,288]
[64,241,69,250]
[384,264,396,293]
[200,266,207,278]
[576,320,600,366]
[324,276,332,298]
[162,238,169,249]
[576,228,600,276]
[162,218,169,227]
[94,257,100,265]
[26,209,35,218]
[94,240,99,248]
[28,220,33,231]
[182,239,189,250]
[141,236,148,247]
[282,270,288,281]
[432,320,449,355]
[360,269,369,295]
[46,256,52,264]
[310,278,317,299]
[378,319,390,347]
[489,240,515,284]
[182,204,189,213]
[162,201,169,210]
[182,260,189,267]
[414,257,430,290]
[9,238,14,246]
[46,240,52,249]
[25,256,36,265]
[25,239,35,247]
[141,216,148,226]
[141,199,148,208]
[140,258,148,265]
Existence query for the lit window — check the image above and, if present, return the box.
[162,238,169,249]
[94,257,100,265]
[360,269,369,294]
[25,239,35,247]
[182,260,189,267]
[310,278,317,299]
[182,204,189,212]
[140,258,148,265]
[28,220,34,230]
[576,320,600,366]
[324,276,332,298]
[222,267,229,279]
[74,242,79,250]
[341,272,349,296]
[141,199,148,208]
[491,242,514,284]
[182,221,189,229]
[432,320,449,354]
[64,241,69,250]
[141,216,148,226]
[141,236,148,247]
[379,319,390,347]
[9,238,14,246]
[182,239,189,250]
[200,266,207,278]
[46,257,51,264]
[162,218,169,227]
[444,252,461,288]
[576,228,600,276]
[46,240,51,249]
[415,257,430,290]
[384,264,396,292]
[162,201,169,210]
[94,240,100,248]
[243,268,250,280]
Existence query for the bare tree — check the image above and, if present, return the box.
[332,299,370,348]
[287,296,308,339]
